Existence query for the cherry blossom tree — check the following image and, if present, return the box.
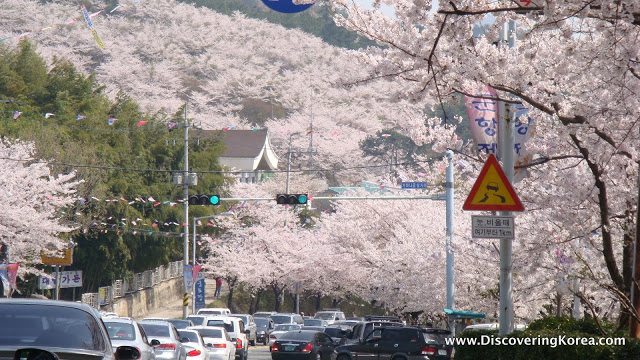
[0,138,81,274]
[298,0,640,326]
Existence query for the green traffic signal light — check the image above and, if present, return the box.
[189,194,221,206]
[276,194,308,205]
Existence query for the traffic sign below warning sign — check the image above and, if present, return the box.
[463,154,524,211]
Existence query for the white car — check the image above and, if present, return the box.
[178,329,210,360]
[188,326,236,360]
[268,323,302,346]
[197,308,231,316]
[203,316,248,360]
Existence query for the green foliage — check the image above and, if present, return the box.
[0,40,228,293]
[182,0,378,50]
[359,129,434,170]
[455,318,638,360]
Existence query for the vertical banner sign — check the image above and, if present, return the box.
[465,85,499,156]
[183,265,193,292]
[510,103,536,182]
[195,273,205,311]
[0,264,19,296]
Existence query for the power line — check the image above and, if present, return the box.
[0,156,442,175]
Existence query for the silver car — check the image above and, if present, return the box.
[105,318,157,360]
[140,320,188,360]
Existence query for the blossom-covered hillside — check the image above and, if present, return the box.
[0,0,428,184]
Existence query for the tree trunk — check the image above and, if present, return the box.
[272,283,284,312]
[226,276,237,313]
[249,290,257,315]
[556,292,563,317]
[316,292,322,311]
[255,289,262,313]
[332,298,341,308]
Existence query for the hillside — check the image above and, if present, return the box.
[1,0,431,186]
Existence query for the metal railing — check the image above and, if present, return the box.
[85,260,183,309]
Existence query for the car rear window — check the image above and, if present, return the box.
[324,327,347,337]
[194,328,223,338]
[271,315,293,324]
[423,332,451,344]
[178,330,200,343]
[141,323,171,337]
[280,331,314,341]
[274,324,300,331]
[207,320,235,333]
[187,316,205,326]
[105,322,136,341]
[314,313,336,320]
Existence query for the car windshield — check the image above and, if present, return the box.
[141,323,171,337]
[271,316,293,324]
[274,324,300,331]
[206,320,234,333]
[0,303,107,351]
[193,328,223,338]
[280,331,314,341]
[314,313,335,320]
[178,330,200,343]
[255,318,269,329]
[104,322,136,341]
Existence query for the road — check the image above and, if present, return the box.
[135,277,223,320]
[248,345,271,360]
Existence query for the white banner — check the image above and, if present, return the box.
[39,270,83,289]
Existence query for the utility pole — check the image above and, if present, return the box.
[182,102,190,319]
[497,20,517,336]
[445,150,455,334]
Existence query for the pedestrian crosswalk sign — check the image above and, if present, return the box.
[463,154,524,211]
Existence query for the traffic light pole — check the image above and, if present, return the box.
[182,102,190,319]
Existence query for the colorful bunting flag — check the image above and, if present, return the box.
[168,122,178,130]
[76,114,86,120]
[44,113,55,118]
[108,118,117,125]
[137,120,148,127]
[12,111,22,120]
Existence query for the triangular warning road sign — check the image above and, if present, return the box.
[463,154,524,212]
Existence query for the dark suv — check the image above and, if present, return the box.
[335,326,453,360]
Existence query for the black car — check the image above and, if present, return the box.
[335,326,453,360]
[0,299,140,360]
[256,317,275,345]
[270,330,336,360]
[422,328,453,360]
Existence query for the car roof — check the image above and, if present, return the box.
[103,317,136,324]
[139,320,173,326]
[0,298,95,311]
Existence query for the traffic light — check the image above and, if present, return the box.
[276,194,308,205]
[188,194,221,206]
